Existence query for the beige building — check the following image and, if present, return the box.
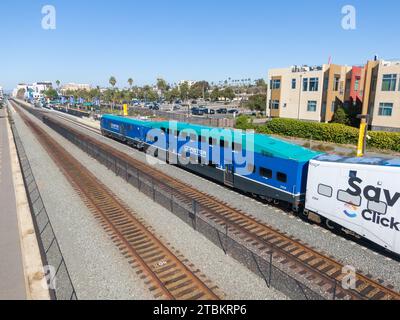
[267,64,352,122]
[61,83,91,93]
[362,60,400,131]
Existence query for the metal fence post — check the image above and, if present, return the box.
[192,200,197,230]
[268,251,273,288]
[333,279,337,300]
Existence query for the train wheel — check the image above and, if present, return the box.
[325,218,335,230]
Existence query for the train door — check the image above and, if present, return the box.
[120,124,126,138]
[224,164,234,187]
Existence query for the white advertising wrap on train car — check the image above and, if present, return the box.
[305,159,400,255]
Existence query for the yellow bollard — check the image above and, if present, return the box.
[357,122,367,157]
[123,103,128,116]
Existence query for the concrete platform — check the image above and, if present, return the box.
[0,107,26,300]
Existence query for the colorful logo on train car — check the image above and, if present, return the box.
[343,204,358,218]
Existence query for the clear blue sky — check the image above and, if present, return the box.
[1,0,399,90]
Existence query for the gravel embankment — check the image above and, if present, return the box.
[44,111,400,291]
[16,106,288,300]
[10,106,154,300]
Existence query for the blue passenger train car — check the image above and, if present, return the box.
[100,114,321,210]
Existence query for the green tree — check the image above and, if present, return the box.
[128,78,133,90]
[156,78,168,92]
[44,88,59,100]
[332,107,350,125]
[189,81,209,100]
[109,76,117,111]
[179,81,190,101]
[243,94,266,111]
[210,88,220,101]
[56,80,61,88]
[109,76,117,88]
[222,87,235,101]
[165,87,180,103]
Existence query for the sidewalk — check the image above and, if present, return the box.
[0,107,26,300]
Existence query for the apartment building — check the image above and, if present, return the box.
[61,83,91,93]
[267,64,351,122]
[362,60,400,131]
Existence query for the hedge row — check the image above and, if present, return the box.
[235,117,400,153]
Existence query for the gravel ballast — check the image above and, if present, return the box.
[16,106,288,300]
[41,111,400,292]
[10,106,154,300]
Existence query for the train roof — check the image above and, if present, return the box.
[313,154,400,167]
[102,114,320,162]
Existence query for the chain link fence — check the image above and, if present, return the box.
[129,107,236,128]
[7,106,77,300]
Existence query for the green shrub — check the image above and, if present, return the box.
[235,117,400,153]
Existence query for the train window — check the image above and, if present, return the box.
[233,142,242,152]
[260,167,272,179]
[200,136,207,143]
[190,134,197,141]
[277,172,287,183]
[210,138,217,146]
[337,190,361,207]
[367,201,387,215]
[318,184,333,198]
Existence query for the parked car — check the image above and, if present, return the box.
[216,108,228,114]
[173,105,181,111]
[228,109,239,115]
[191,107,204,116]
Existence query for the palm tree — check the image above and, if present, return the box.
[56,80,60,88]
[128,78,133,90]
[109,76,117,112]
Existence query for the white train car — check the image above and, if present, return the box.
[305,154,400,255]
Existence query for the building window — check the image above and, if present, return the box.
[331,101,335,113]
[378,103,393,116]
[382,74,397,91]
[309,77,319,91]
[307,100,317,112]
[292,79,296,89]
[271,79,281,90]
[271,100,279,109]
[354,77,360,91]
[333,76,340,91]
[303,78,308,91]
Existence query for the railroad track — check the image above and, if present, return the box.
[13,100,400,300]
[14,103,221,300]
